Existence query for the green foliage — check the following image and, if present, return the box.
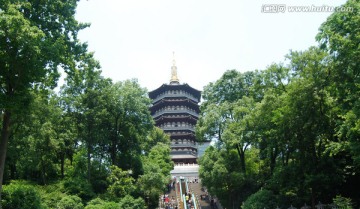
[0,1,172,209]
[242,189,277,209]
[135,141,173,208]
[0,0,89,202]
[333,196,353,209]
[41,190,66,209]
[118,195,146,209]
[85,198,118,209]
[146,143,174,176]
[106,166,135,200]
[199,146,259,209]
[62,177,95,201]
[143,127,171,154]
[1,181,42,209]
[57,195,84,209]
[199,4,360,207]
[137,162,168,208]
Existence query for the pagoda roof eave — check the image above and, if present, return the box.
[155,115,198,122]
[149,83,201,99]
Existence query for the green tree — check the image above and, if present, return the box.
[142,127,170,154]
[0,0,88,203]
[137,163,167,209]
[317,0,360,181]
[1,181,42,209]
[57,195,84,209]
[242,189,277,209]
[106,165,135,200]
[84,198,118,209]
[102,80,153,173]
[118,195,146,209]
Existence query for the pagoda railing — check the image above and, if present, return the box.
[171,144,198,149]
[161,126,195,132]
[152,93,199,103]
[171,150,197,156]
[152,109,199,118]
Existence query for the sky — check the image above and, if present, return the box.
[75,0,348,92]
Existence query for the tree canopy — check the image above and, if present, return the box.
[197,1,360,208]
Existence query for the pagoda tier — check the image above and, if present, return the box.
[169,132,196,140]
[155,115,198,126]
[150,98,200,113]
[149,84,201,103]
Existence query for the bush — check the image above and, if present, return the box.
[243,189,277,209]
[1,182,42,209]
[333,195,353,209]
[63,177,95,201]
[41,190,66,209]
[85,197,119,209]
[57,195,84,209]
[118,195,146,209]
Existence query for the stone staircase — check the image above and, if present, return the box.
[160,170,223,209]
[182,177,223,209]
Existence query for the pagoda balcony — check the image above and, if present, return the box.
[152,109,199,118]
[152,93,199,103]
[161,126,195,132]
[171,143,197,149]
[170,150,198,157]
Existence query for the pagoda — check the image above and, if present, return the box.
[149,54,201,164]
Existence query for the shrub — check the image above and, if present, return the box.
[85,197,118,209]
[333,195,353,209]
[243,189,277,209]
[118,195,146,209]
[2,182,42,209]
[57,195,84,209]
[63,177,95,201]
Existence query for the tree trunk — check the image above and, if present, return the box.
[236,143,246,173]
[270,147,277,175]
[111,117,119,166]
[10,162,16,180]
[111,134,117,165]
[0,109,12,207]
[60,153,65,178]
[87,142,91,182]
[41,159,46,185]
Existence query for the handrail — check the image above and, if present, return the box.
[171,144,198,150]
[192,193,198,209]
[174,177,179,209]
[185,178,189,194]
[183,194,187,209]
[161,126,196,132]
[179,177,183,198]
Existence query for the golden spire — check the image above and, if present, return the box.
[170,51,180,84]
